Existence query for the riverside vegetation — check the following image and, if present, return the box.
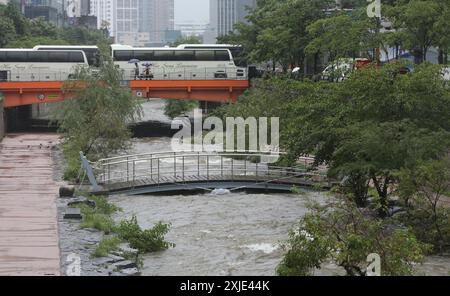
[213,0,450,275]
[215,64,450,276]
[70,194,175,264]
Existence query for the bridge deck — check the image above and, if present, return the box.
[0,80,249,108]
[103,174,330,195]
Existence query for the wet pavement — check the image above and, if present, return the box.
[0,133,61,276]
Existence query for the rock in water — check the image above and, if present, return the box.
[111,260,137,270]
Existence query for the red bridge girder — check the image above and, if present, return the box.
[0,80,249,108]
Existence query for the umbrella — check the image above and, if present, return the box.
[292,67,300,73]
[128,59,140,64]
[142,62,153,67]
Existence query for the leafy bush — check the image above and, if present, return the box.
[277,197,430,276]
[116,215,175,253]
[73,195,120,234]
[397,158,450,252]
[93,236,121,258]
[81,213,116,234]
[164,100,198,119]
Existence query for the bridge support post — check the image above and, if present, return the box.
[80,151,102,192]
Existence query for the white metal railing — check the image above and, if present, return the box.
[94,151,325,186]
[120,66,248,81]
[0,67,248,82]
[0,70,76,82]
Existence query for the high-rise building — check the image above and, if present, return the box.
[22,0,65,26]
[205,0,256,43]
[115,0,139,45]
[90,0,174,46]
[90,0,114,35]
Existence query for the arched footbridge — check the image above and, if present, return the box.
[80,151,332,195]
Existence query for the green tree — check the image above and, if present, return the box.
[385,0,449,64]
[0,17,16,47]
[306,11,379,61]
[169,35,202,47]
[397,158,450,252]
[219,0,333,72]
[217,63,450,215]
[52,58,142,179]
[3,2,29,36]
[277,197,429,276]
[29,17,58,38]
[164,100,199,119]
[6,36,69,48]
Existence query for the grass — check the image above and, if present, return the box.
[71,193,174,261]
[93,236,121,258]
[71,195,120,234]
[81,213,116,234]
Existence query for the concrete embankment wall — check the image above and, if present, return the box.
[0,95,4,141]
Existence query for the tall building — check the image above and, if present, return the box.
[90,0,174,46]
[22,0,66,26]
[115,0,139,45]
[150,0,174,45]
[90,0,114,35]
[205,0,256,43]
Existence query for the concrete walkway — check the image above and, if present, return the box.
[0,133,61,276]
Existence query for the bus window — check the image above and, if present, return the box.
[68,52,85,63]
[114,50,133,61]
[134,50,154,61]
[215,50,230,61]
[0,52,7,62]
[195,50,215,61]
[6,51,26,62]
[28,51,48,62]
[154,50,175,61]
[174,50,195,61]
[49,51,69,63]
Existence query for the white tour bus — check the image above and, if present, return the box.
[111,44,246,80]
[33,45,100,67]
[0,49,88,82]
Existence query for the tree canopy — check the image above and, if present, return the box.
[0,2,111,49]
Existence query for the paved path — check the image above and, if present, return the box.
[0,133,61,276]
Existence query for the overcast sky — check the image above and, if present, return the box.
[174,0,209,24]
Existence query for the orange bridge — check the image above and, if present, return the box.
[0,80,250,108]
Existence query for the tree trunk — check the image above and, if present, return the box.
[438,49,445,65]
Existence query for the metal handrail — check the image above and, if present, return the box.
[96,150,285,165]
[0,66,248,82]
[95,151,326,186]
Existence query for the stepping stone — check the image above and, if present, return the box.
[112,260,137,270]
[64,207,82,220]
[68,197,96,208]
